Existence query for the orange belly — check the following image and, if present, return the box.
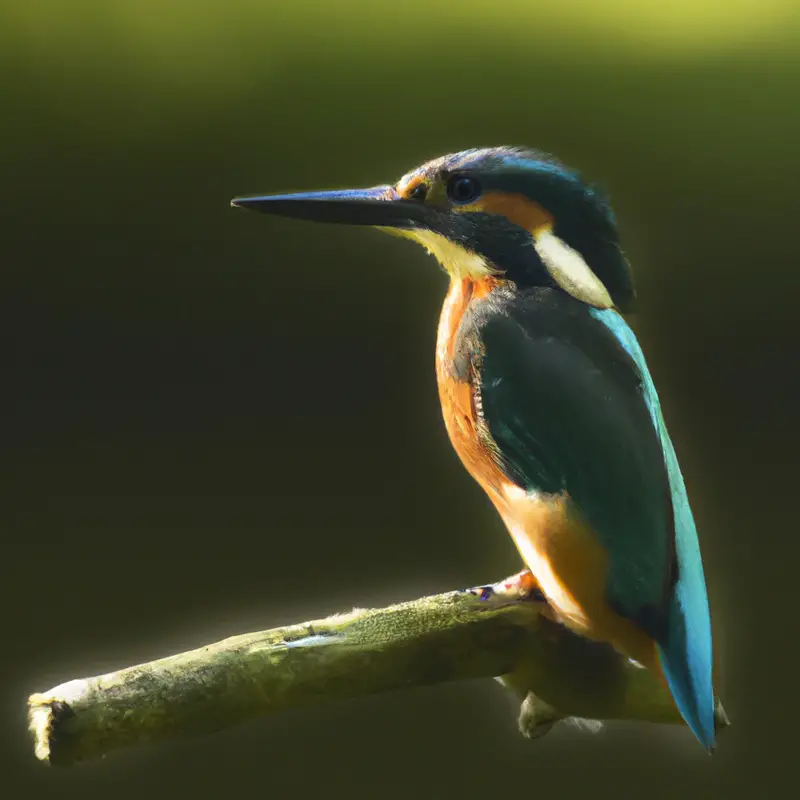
[498,488,659,672]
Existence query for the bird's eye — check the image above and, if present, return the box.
[408,183,428,201]
[447,175,481,204]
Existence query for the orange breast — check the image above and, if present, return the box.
[435,277,508,503]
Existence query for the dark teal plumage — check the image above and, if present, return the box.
[460,286,714,749]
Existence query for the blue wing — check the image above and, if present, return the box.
[589,308,715,750]
[472,289,714,747]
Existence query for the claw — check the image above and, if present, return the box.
[502,569,547,602]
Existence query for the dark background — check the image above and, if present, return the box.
[3,2,799,797]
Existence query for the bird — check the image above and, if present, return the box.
[231,146,715,750]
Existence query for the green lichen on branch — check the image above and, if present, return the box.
[28,577,728,767]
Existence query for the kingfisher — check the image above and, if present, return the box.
[232,147,715,750]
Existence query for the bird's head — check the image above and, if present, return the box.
[232,147,635,312]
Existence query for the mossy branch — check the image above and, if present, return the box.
[28,573,728,767]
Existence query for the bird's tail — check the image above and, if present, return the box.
[657,421,716,752]
[657,586,716,751]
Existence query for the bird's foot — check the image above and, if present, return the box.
[500,568,547,602]
[467,569,547,604]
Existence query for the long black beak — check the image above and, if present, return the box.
[231,185,430,228]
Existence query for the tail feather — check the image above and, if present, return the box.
[657,432,716,751]
[632,324,715,750]
[657,591,715,750]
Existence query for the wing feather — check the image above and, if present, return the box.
[476,292,674,636]
[470,289,714,746]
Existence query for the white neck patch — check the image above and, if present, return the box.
[534,230,613,309]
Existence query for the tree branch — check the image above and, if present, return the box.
[28,573,728,766]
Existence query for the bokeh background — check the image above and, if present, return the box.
[4,1,800,797]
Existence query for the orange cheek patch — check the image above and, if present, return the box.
[466,192,554,234]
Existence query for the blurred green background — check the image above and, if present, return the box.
[4,1,799,797]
